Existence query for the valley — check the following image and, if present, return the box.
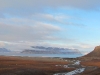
[0,46,100,75]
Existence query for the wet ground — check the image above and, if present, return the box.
[54,59,98,75]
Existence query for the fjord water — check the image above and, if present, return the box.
[0,52,83,58]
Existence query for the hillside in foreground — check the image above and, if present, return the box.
[83,46,100,57]
[80,46,100,75]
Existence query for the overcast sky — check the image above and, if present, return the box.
[0,0,100,54]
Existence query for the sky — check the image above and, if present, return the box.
[0,0,100,54]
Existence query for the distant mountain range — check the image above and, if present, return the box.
[0,48,10,52]
[21,46,82,55]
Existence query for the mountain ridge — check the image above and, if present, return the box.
[21,46,82,55]
[0,48,10,52]
[83,46,100,57]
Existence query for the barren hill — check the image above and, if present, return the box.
[84,46,100,57]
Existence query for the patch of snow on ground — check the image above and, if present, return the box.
[63,65,68,68]
[72,60,81,65]
[55,65,61,67]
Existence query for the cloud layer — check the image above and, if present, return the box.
[0,0,100,10]
[0,0,99,53]
[0,21,61,42]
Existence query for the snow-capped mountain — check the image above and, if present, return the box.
[0,48,10,52]
[21,46,82,55]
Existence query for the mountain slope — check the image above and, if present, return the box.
[84,46,100,57]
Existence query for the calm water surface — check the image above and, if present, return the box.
[0,52,83,58]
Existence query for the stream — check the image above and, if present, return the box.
[54,60,85,75]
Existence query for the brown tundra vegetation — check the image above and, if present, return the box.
[0,56,74,75]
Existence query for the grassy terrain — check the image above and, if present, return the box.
[0,56,74,75]
[81,59,100,75]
